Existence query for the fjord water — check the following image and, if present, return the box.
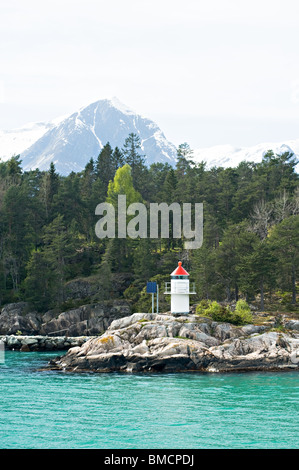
[0,351,298,449]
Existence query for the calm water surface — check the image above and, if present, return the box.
[0,351,298,449]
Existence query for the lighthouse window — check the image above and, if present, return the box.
[171,275,187,279]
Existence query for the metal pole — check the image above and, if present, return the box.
[156,285,159,314]
[152,293,154,313]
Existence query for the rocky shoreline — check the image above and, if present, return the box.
[0,334,93,351]
[48,312,299,373]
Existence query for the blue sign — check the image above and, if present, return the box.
[146,282,157,293]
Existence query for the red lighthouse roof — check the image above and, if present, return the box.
[171,261,189,276]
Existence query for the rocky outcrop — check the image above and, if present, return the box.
[0,300,131,336]
[39,300,131,336]
[0,303,42,335]
[49,312,299,373]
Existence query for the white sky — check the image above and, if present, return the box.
[1,0,299,147]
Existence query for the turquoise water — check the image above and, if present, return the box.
[0,350,298,449]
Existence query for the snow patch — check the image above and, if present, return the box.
[193,140,299,169]
[109,97,135,116]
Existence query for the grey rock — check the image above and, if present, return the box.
[284,320,299,331]
[0,299,131,337]
[178,325,219,347]
[213,323,243,341]
[39,300,131,336]
[0,302,29,315]
[6,336,22,347]
[0,302,41,335]
[109,313,155,331]
[0,334,89,351]
[20,336,39,346]
[241,324,266,335]
[196,322,212,335]
[49,312,299,373]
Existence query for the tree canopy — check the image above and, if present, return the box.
[0,143,298,312]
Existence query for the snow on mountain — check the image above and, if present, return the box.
[193,140,299,169]
[0,114,68,162]
[0,122,54,160]
[18,98,178,174]
[0,97,298,174]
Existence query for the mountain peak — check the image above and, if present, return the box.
[108,97,136,115]
[18,99,177,174]
[77,97,136,117]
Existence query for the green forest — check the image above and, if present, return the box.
[0,133,298,315]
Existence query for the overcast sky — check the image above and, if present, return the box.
[1,0,299,148]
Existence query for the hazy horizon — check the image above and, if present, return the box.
[1,0,299,149]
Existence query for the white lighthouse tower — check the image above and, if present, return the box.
[165,261,196,315]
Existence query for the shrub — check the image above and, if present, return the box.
[195,299,211,315]
[235,299,251,312]
[205,300,225,315]
[196,299,253,325]
[197,300,233,322]
[206,301,233,323]
[233,300,253,325]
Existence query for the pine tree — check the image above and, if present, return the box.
[42,215,72,308]
[192,242,219,300]
[162,168,178,203]
[176,143,194,178]
[122,133,146,192]
[177,142,194,160]
[49,162,59,201]
[1,184,34,291]
[269,215,299,304]
[39,162,60,220]
[112,147,124,174]
[24,249,52,311]
[6,155,22,185]
[147,162,173,202]
[133,238,155,282]
[52,172,84,228]
[215,223,255,301]
[256,150,298,198]
[95,142,114,194]
[98,245,113,300]
[238,238,277,309]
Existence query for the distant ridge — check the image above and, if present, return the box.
[192,140,299,169]
[0,98,298,174]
